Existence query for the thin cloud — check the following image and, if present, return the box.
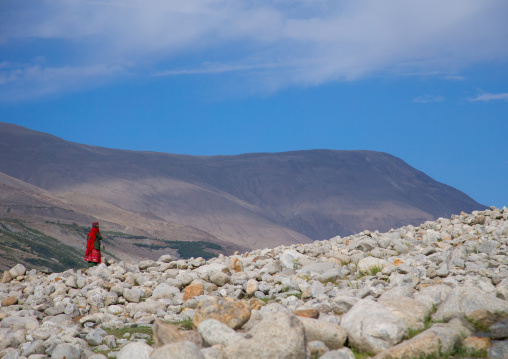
[154,63,281,76]
[444,75,466,81]
[469,92,508,102]
[413,95,445,103]
[1,0,508,99]
[0,63,124,101]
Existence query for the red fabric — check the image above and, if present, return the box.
[84,227,101,263]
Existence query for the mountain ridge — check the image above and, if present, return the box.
[0,122,485,252]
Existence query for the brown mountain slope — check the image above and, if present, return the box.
[0,171,241,271]
[0,122,485,250]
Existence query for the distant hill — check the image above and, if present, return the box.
[0,122,485,258]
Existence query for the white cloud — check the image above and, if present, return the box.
[469,92,508,102]
[413,95,445,103]
[1,0,508,98]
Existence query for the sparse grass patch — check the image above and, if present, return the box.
[259,297,272,304]
[169,318,194,330]
[320,277,339,286]
[299,274,312,282]
[287,290,302,300]
[105,326,154,345]
[357,265,383,278]
[351,347,374,359]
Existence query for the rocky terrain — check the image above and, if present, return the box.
[1,207,508,359]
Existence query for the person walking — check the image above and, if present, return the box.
[84,222,105,267]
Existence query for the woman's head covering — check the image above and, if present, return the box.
[92,222,99,228]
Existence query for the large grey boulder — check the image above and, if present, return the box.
[51,343,82,359]
[432,286,508,321]
[151,342,205,359]
[20,340,45,357]
[413,284,452,310]
[117,342,153,359]
[298,317,347,350]
[222,312,308,359]
[341,299,407,354]
[197,319,243,347]
[378,296,430,330]
[373,318,472,359]
[489,341,508,359]
[1,316,40,331]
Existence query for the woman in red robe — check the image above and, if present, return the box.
[84,222,104,267]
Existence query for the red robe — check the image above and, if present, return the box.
[84,227,101,263]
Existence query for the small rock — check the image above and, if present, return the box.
[293,309,320,319]
[158,255,173,263]
[123,288,143,303]
[308,340,328,357]
[1,271,12,283]
[183,283,205,301]
[1,297,18,307]
[490,319,508,340]
[209,271,230,287]
[246,279,258,295]
[462,336,492,353]
[138,260,157,270]
[489,341,508,359]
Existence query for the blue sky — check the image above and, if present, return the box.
[1,0,507,208]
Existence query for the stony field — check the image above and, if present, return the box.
[1,207,508,359]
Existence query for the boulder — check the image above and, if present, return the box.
[197,319,243,347]
[193,296,251,330]
[51,343,82,359]
[341,299,407,354]
[298,317,347,350]
[117,342,153,359]
[374,319,472,359]
[152,319,202,348]
[222,312,308,359]
[433,286,508,322]
[151,342,205,359]
[378,296,430,330]
[8,264,26,278]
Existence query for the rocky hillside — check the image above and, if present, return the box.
[0,122,485,250]
[1,207,508,358]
